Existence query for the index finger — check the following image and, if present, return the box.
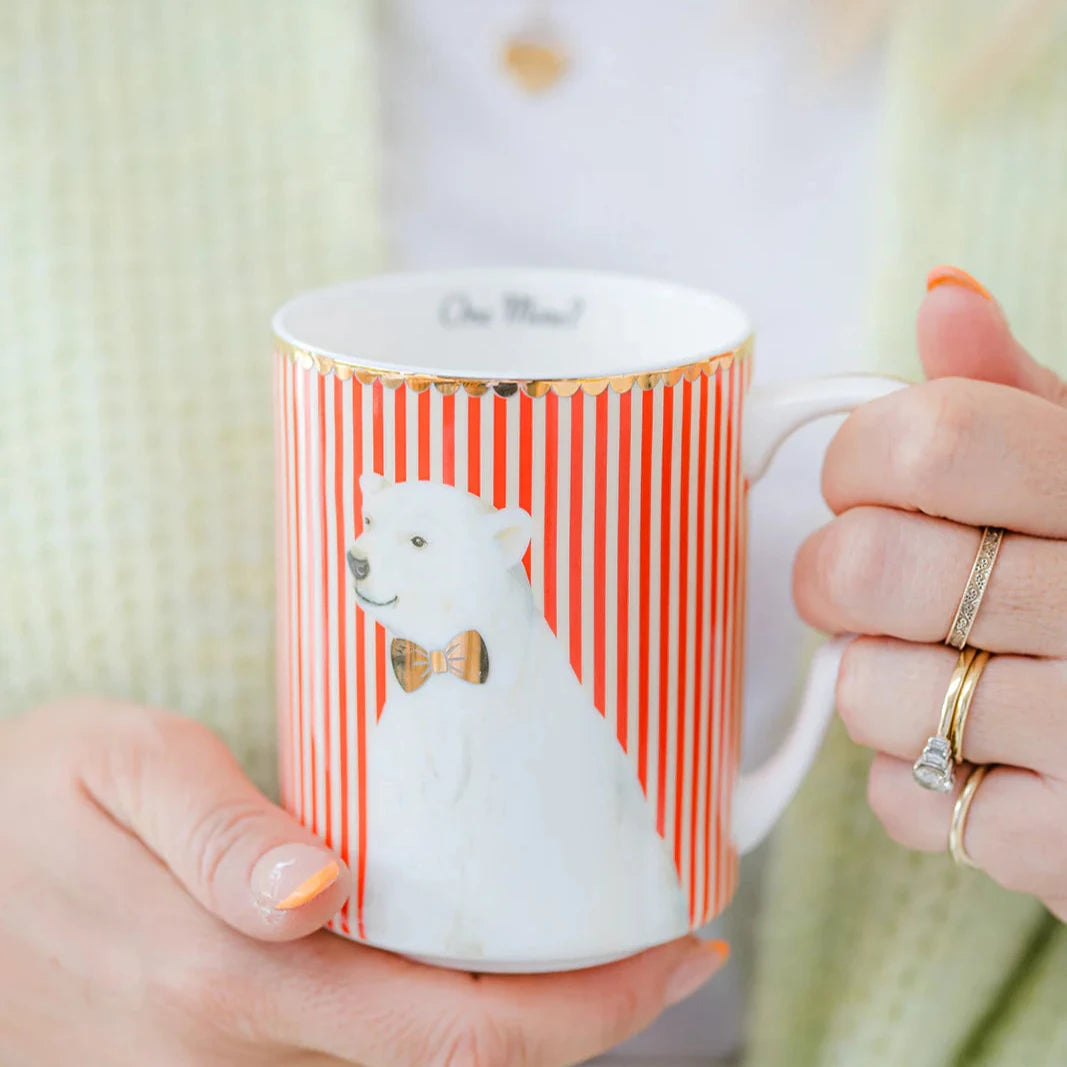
[271,934,726,1067]
[822,378,1067,539]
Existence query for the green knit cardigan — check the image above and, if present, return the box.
[2,2,1065,1064]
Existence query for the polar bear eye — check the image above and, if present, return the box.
[363,516,372,528]
[410,535,428,549]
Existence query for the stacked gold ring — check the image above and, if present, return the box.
[913,647,996,869]
[949,765,992,868]
[913,647,978,792]
[944,652,995,870]
[917,526,1006,867]
[950,649,991,763]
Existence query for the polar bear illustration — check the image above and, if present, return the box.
[348,475,688,966]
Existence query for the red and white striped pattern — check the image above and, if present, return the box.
[275,352,749,943]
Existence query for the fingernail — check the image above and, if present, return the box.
[926,265,994,302]
[252,844,340,912]
[665,940,730,1007]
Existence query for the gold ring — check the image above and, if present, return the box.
[913,646,978,792]
[949,764,991,869]
[949,649,992,763]
[946,527,1004,650]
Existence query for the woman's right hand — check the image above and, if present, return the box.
[0,701,726,1067]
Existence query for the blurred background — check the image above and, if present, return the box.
[3,3,1065,1065]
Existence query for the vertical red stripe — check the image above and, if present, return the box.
[372,383,386,724]
[333,377,349,934]
[318,374,331,847]
[394,387,407,483]
[730,364,747,899]
[691,373,709,922]
[675,380,692,887]
[716,365,737,911]
[704,370,724,919]
[289,363,299,820]
[305,375,319,836]
[616,391,632,750]
[519,393,533,578]
[277,358,290,806]
[352,379,368,940]
[593,391,608,715]
[372,383,384,478]
[468,394,481,496]
[637,389,654,792]
[276,361,286,808]
[544,392,559,634]
[569,392,584,681]
[279,362,286,809]
[292,369,306,826]
[494,395,508,509]
[442,392,456,486]
[418,389,431,481]
[656,386,674,841]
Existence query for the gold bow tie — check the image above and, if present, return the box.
[390,630,490,693]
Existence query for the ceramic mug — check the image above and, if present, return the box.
[272,268,900,973]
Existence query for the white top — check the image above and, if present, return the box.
[381,2,886,1060]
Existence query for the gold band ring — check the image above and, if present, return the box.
[949,764,992,869]
[946,527,1004,650]
[950,649,992,763]
[913,646,978,792]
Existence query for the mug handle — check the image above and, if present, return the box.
[732,374,908,855]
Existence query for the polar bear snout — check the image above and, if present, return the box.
[347,549,370,581]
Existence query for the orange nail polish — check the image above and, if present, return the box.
[926,265,993,302]
[275,861,340,911]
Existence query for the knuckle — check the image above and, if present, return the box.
[430,1014,529,1067]
[835,641,873,747]
[187,798,274,910]
[814,509,890,621]
[981,776,1067,897]
[600,983,643,1046]
[84,708,205,828]
[892,381,975,503]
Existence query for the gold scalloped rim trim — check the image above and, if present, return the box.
[275,336,753,397]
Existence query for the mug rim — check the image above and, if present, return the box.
[272,267,754,397]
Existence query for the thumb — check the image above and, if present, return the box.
[918,265,1067,405]
[79,703,349,941]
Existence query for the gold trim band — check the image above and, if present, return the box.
[274,336,753,398]
[946,527,1004,650]
[949,764,991,869]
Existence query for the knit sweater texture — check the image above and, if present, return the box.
[2,2,1065,1064]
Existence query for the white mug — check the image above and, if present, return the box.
[272,268,901,972]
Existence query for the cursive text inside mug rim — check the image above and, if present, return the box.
[272,268,754,385]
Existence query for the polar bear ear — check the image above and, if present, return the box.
[360,473,392,498]
[485,506,534,567]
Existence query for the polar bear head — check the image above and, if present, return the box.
[347,475,534,648]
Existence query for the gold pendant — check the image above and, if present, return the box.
[501,33,569,93]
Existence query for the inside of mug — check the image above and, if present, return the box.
[272,268,752,380]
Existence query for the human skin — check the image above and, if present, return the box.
[794,268,1067,923]
[0,701,726,1067]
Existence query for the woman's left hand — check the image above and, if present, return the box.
[794,267,1067,922]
